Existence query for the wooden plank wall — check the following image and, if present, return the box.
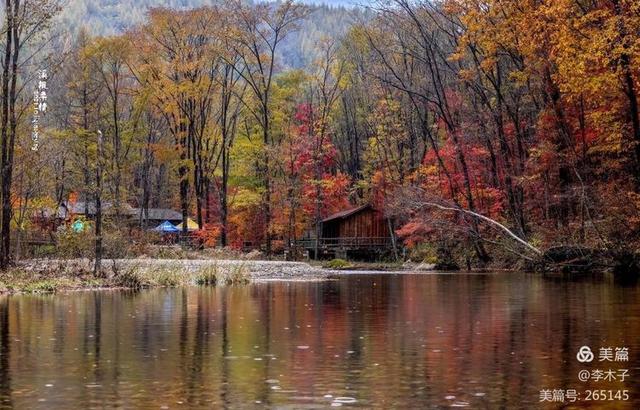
[322,208,389,238]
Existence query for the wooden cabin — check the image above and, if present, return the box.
[300,204,394,259]
[321,204,388,239]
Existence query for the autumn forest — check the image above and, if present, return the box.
[4,0,640,272]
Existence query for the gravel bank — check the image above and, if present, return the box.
[22,258,331,281]
[118,259,329,280]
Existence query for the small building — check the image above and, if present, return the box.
[300,204,395,259]
[33,201,184,230]
[131,208,183,227]
[58,201,135,221]
[32,201,135,227]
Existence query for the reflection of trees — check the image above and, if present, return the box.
[93,293,102,379]
[0,276,637,408]
[0,297,12,408]
[219,287,230,409]
[254,284,273,406]
[186,289,208,405]
[179,288,188,360]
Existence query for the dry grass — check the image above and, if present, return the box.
[0,260,251,294]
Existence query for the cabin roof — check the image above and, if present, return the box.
[59,201,134,217]
[42,202,181,220]
[322,204,372,223]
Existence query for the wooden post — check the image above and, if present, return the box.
[94,130,103,276]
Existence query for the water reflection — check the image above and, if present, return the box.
[0,273,638,408]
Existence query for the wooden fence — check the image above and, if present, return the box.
[295,237,393,250]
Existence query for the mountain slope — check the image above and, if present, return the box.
[59,0,369,68]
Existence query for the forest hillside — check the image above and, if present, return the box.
[1,0,639,274]
[58,0,369,67]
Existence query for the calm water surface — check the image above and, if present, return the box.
[0,273,639,409]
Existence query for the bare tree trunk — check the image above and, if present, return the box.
[220,144,229,247]
[387,217,398,260]
[217,66,237,248]
[204,177,211,224]
[83,87,91,215]
[94,131,104,276]
[179,163,189,239]
[263,119,272,255]
[0,0,12,269]
[0,0,17,269]
[112,93,122,219]
[545,67,573,228]
[140,157,151,228]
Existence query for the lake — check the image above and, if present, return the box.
[0,273,638,408]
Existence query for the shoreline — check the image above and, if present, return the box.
[0,258,332,295]
[0,258,537,295]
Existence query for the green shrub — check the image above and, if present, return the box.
[22,279,60,293]
[83,278,104,289]
[324,258,351,269]
[408,243,438,264]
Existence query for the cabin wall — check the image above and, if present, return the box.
[323,209,389,238]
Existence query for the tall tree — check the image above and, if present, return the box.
[131,7,224,235]
[229,0,308,253]
[0,0,61,268]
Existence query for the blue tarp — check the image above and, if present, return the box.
[154,220,180,233]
